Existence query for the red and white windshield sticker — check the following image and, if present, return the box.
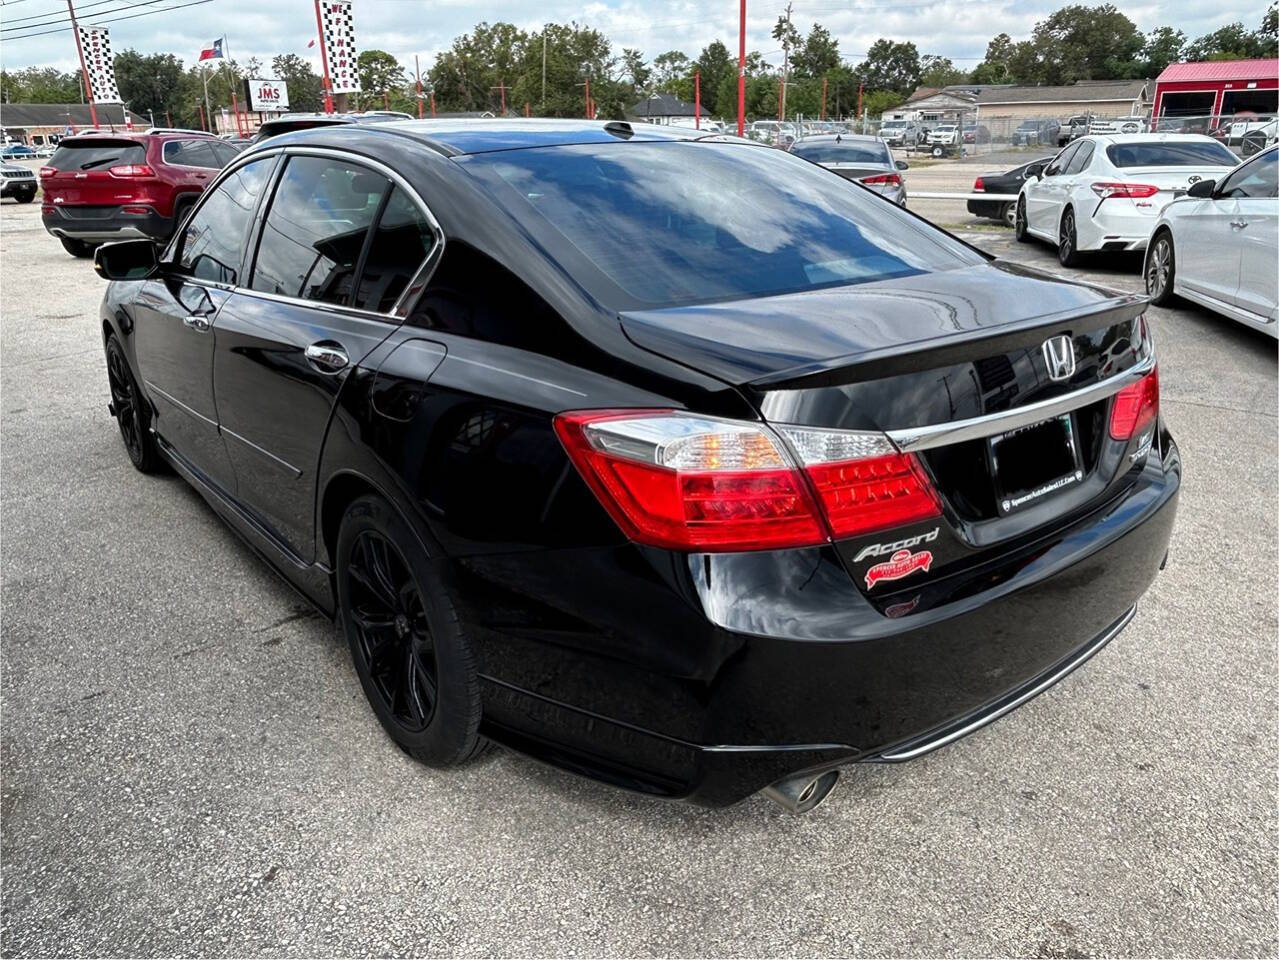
[864,549,933,590]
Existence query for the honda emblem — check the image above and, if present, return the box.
[1042,335,1076,381]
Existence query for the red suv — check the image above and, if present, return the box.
[41,130,242,258]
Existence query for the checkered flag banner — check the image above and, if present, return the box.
[319,0,361,94]
[77,25,122,103]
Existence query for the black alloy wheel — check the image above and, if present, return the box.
[105,334,160,472]
[337,495,486,767]
[1014,197,1030,242]
[1145,231,1176,306]
[1058,208,1081,267]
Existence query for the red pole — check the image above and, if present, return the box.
[67,1,99,128]
[737,0,746,137]
[415,55,424,119]
[231,90,243,136]
[694,70,701,129]
[584,76,590,119]
[313,0,335,113]
[166,111,173,126]
[777,77,783,122]
[500,82,506,116]
[429,91,436,117]
[821,77,827,121]
[383,91,389,110]
[197,103,206,132]
[525,102,530,117]
[857,82,863,118]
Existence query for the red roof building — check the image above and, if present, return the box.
[1153,58,1278,121]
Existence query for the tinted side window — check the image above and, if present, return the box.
[211,142,241,165]
[177,157,273,284]
[1066,141,1094,174]
[250,156,389,306]
[1046,143,1078,176]
[353,186,435,312]
[1218,150,1277,199]
[165,140,221,169]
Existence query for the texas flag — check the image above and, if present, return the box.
[198,38,224,61]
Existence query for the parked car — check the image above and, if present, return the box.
[1058,115,1090,146]
[0,162,38,203]
[40,131,239,258]
[1144,145,1277,337]
[967,156,1054,225]
[91,120,1178,813]
[963,123,991,144]
[1,144,37,160]
[1011,118,1060,147]
[926,124,961,156]
[1015,133,1240,266]
[789,134,909,204]
[879,119,920,147]
[1221,114,1272,146]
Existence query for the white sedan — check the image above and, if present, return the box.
[1144,145,1277,338]
[1015,133,1241,266]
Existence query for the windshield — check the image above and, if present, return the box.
[791,141,892,165]
[47,140,145,170]
[1106,140,1238,167]
[460,141,980,309]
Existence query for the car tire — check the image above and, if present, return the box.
[336,494,488,768]
[1014,197,1030,242]
[931,145,944,158]
[1145,230,1177,306]
[16,192,35,204]
[172,196,196,235]
[105,333,162,473]
[1057,207,1082,267]
[60,237,97,259]
[1000,202,1016,228]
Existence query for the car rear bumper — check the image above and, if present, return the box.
[464,427,1181,806]
[42,204,172,242]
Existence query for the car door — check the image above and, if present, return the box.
[211,151,439,561]
[131,154,276,493]
[1222,148,1278,319]
[1027,142,1077,235]
[1177,156,1264,304]
[1058,139,1094,227]
[163,138,220,191]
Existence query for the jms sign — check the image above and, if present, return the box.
[244,79,290,113]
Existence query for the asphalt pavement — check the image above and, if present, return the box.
[1,190,1275,957]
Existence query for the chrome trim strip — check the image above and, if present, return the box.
[888,353,1155,453]
[144,380,217,427]
[219,424,303,478]
[449,355,588,397]
[876,604,1136,762]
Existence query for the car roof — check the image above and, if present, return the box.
[275,118,729,156]
[793,133,885,144]
[1083,133,1222,145]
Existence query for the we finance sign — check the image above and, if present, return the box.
[245,79,290,112]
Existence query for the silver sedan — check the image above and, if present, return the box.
[788,134,909,205]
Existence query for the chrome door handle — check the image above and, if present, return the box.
[305,341,349,372]
[182,315,210,332]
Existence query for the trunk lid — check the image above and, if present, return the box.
[620,260,1155,612]
[42,138,152,206]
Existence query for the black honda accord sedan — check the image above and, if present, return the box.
[93,120,1178,812]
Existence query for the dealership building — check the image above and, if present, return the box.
[1152,58,1279,121]
[2,103,148,147]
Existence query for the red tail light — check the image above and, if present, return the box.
[860,173,902,187]
[39,167,54,178]
[1109,367,1159,440]
[973,176,986,192]
[554,411,942,552]
[1091,181,1159,199]
[108,164,155,178]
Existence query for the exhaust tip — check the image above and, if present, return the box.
[761,769,840,814]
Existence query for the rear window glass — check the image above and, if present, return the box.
[461,141,980,309]
[791,141,890,165]
[48,140,146,171]
[1106,141,1237,168]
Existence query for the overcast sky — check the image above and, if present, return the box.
[1,0,1268,79]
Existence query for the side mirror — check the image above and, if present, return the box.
[895,160,909,170]
[1186,179,1216,198]
[1024,163,1045,180]
[93,239,158,281]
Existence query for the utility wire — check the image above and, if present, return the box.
[3,0,215,40]
[2,0,176,32]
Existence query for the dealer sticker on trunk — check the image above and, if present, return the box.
[864,549,933,590]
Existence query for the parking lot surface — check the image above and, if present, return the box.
[2,191,1275,957]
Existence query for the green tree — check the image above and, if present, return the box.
[1186,7,1277,61]
[357,50,407,109]
[1020,4,1144,83]
[0,67,82,103]
[620,48,650,92]
[429,21,530,113]
[855,39,921,94]
[695,40,736,116]
[270,54,323,113]
[862,88,907,120]
[919,55,966,88]
[792,24,840,78]
[1142,27,1185,77]
[114,51,186,124]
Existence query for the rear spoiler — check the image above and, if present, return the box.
[747,293,1148,390]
